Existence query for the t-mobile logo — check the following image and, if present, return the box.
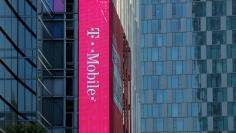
[87,28,100,39]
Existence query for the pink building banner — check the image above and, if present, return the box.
[79,0,110,132]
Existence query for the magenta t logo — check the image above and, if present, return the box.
[87,28,100,38]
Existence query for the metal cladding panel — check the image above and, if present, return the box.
[79,0,110,132]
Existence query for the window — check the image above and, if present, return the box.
[212,59,227,73]
[142,48,152,61]
[207,45,220,59]
[151,20,161,32]
[168,48,180,60]
[233,0,236,15]
[228,102,236,115]
[192,2,206,17]
[207,74,221,87]
[152,76,160,89]
[207,17,221,30]
[174,89,184,102]
[186,18,192,31]
[213,88,227,102]
[212,31,226,44]
[152,48,159,61]
[43,21,64,38]
[66,78,73,96]
[213,117,228,130]
[42,98,64,126]
[192,32,206,45]
[172,104,179,117]
[156,119,164,131]
[172,3,186,17]
[153,5,165,19]
[43,41,64,68]
[43,78,64,96]
[199,117,208,131]
[191,103,201,116]
[168,76,180,88]
[234,89,236,101]
[192,18,201,31]
[156,90,163,103]
[212,1,226,16]
[167,19,181,32]
[228,74,236,87]
[233,30,236,43]
[197,88,207,102]
[233,60,236,72]
[155,62,164,75]
[173,61,183,74]
[227,45,236,58]
[193,60,206,73]
[176,118,184,131]
[207,103,222,116]
[152,104,160,117]
[193,118,200,130]
[156,90,168,103]
[45,0,65,13]
[234,117,236,130]
[173,33,185,46]
[227,16,236,30]
[186,47,195,59]
[154,34,166,46]
[66,42,73,62]
[66,100,74,112]
[194,47,201,59]
[144,62,153,75]
[142,20,151,33]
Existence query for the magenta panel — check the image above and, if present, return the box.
[79,0,110,133]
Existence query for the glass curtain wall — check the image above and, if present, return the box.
[139,0,236,132]
[0,0,38,130]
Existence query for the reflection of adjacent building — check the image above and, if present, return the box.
[111,4,131,133]
[122,36,131,133]
[112,0,140,132]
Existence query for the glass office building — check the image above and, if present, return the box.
[0,0,78,133]
[0,0,38,129]
[139,0,236,132]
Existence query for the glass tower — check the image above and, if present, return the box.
[139,0,236,132]
[0,0,38,129]
[0,0,78,133]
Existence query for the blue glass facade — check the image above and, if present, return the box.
[0,0,38,129]
[0,0,78,133]
[139,0,236,132]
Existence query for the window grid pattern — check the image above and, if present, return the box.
[140,0,236,132]
[0,0,38,129]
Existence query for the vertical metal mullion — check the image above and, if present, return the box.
[74,0,78,132]
[16,0,19,126]
[63,0,67,132]
[36,0,39,129]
